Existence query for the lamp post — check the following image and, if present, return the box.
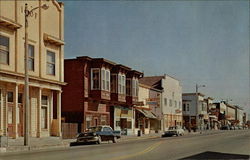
[24,3,48,146]
[195,84,205,134]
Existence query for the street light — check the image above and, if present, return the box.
[195,84,205,134]
[24,3,49,146]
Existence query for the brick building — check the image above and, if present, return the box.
[62,56,142,134]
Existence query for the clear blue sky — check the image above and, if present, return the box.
[61,0,249,112]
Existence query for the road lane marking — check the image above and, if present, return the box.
[109,141,163,160]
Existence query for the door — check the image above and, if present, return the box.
[17,93,24,137]
[7,92,15,138]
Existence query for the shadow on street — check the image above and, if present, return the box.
[180,151,250,159]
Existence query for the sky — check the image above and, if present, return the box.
[61,0,250,113]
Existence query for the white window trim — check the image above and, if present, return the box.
[91,68,100,90]
[132,78,138,97]
[100,68,110,91]
[118,73,126,94]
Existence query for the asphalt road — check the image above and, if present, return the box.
[1,130,250,160]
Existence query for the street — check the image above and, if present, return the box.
[1,130,250,160]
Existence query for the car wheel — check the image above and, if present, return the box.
[96,136,102,144]
[112,137,117,143]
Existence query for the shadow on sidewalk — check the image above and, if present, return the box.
[180,151,250,159]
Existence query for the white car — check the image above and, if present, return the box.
[162,126,185,137]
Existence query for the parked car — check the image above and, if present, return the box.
[221,125,230,130]
[162,126,185,137]
[229,126,235,130]
[76,125,121,144]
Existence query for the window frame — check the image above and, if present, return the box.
[46,50,56,76]
[118,73,126,94]
[91,68,100,90]
[132,78,138,97]
[28,44,35,71]
[0,35,10,65]
[100,68,110,91]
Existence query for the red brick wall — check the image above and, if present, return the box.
[62,60,84,112]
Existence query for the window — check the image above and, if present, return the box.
[175,100,177,108]
[118,74,126,94]
[91,68,100,90]
[126,79,132,96]
[118,74,121,94]
[41,96,48,129]
[169,99,172,107]
[18,93,23,104]
[164,98,167,106]
[101,69,110,91]
[0,35,9,65]
[132,79,138,97]
[183,104,186,111]
[7,92,13,103]
[187,104,190,111]
[28,44,35,71]
[106,71,110,91]
[46,50,55,75]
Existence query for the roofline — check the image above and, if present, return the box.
[183,93,205,97]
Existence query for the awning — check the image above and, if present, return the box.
[136,109,157,119]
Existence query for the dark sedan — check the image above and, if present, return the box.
[76,126,121,144]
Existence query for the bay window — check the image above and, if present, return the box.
[92,68,110,91]
[118,74,126,94]
[132,78,138,97]
[91,68,100,90]
[101,68,110,91]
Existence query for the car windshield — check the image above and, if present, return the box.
[87,126,102,132]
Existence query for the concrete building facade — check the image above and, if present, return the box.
[0,0,65,138]
[139,74,182,131]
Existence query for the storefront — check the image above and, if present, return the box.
[134,108,157,135]
[113,106,133,135]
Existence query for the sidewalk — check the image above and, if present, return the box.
[1,137,68,153]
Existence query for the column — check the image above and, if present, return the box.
[57,90,62,137]
[37,88,42,137]
[13,84,18,138]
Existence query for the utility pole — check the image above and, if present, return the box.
[24,3,30,146]
[24,3,49,146]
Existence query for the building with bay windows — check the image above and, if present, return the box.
[62,56,142,135]
[0,0,65,138]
